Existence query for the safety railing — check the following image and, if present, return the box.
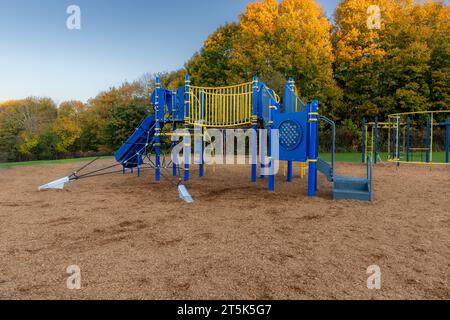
[188,82,253,127]
[319,115,336,180]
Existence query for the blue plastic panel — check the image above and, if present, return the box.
[150,88,167,120]
[272,112,307,162]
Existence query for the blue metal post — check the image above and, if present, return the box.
[445,119,449,163]
[374,116,378,164]
[172,90,178,177]
[251,76,258,183]
[287,78,294,182]
[137,152,141,177]
[260,130,266,179]
[307,101,319,197]
[396,116,401,161]
[426,115,431,163]
[406,116,410,162]
[391,118,396,160]
[287,162,293,182]
[362,117,366,163]
[184,74,191,181]
[199,89,204,177]
[155,77,161,182]
[267,94,275,192]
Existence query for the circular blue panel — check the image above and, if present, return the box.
[279,120,303,151]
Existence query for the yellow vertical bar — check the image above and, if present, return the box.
[226,88,228,125]
[371,126,374,160]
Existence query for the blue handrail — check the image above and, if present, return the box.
[319,115,335,178]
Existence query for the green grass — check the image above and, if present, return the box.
[320,151,448,164]
[0,156,114,169]
[0,151,447,169]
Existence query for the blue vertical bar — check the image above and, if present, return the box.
[406,116,410,162]
[251,76,258,183]
[267,96,275,192]
[445,119,449,163]
[426,115,431,163]
[396,116,401,161]
[307,101,319,197]
[172,124,178,177]
[362,117,366,163]
[287,78,294,182]
[259,130,266,179]
[184,74,191,181]
[199,89,204,177]
[374,116,378,164]
[268,131,275,192]
[391,119,396,160]
[172,90,178,177]
[287,161,293,182]
[155,77,161,182]
[137,152,141,177]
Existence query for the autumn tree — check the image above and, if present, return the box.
[333,0,449,122]
[54,101,84,153]
[186,0,342,115]
[0,98,57,160]
[186,23,240,86]
[85,82,149,150]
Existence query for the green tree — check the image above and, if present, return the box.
[85,82,149,150]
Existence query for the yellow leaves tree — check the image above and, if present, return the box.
[54,101,84,153]
[332,0,448,119]
[233,0,341,113]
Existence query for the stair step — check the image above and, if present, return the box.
[334,176,369,192]
[333,188,372,201]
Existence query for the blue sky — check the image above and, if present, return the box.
[0,0,340,103]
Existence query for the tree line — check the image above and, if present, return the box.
[0,0,448,161]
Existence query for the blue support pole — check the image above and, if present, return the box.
[184,74,191,181]
[374,116,378,164]
[445,119,449,163]
[287,161,293,182]
[391,119,396,160]
[268,130,274,192]
[251,76,258,183]
[267,95,275,192]
[362,117,366,163]
[199,89,204,177]
[406,116,410,162]
[172,90,178,177]
[122,165,125,175]
[172,124,178,177]
[287,78,294,182]
[397,116,401,162]
[426,115,431,163]
[155,77,161,182]
[307,101,319,197]
[137,152,141,177]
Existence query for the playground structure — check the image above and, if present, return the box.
[112,75,373,201]
[362,111,450,165]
